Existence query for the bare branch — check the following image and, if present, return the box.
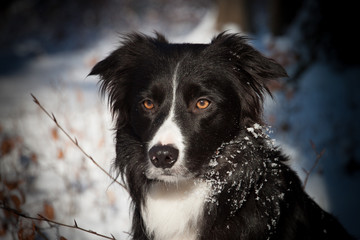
[1,205,117,240]
[30,93,128,192]
[302,140,325,190]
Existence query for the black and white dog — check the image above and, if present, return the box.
[90,32,354,240]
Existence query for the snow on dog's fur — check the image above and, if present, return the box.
[90,32,354,240]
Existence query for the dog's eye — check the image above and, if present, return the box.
[196,99,210,109]
[143,100,155,110]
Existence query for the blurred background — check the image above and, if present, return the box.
[1,0,359,239]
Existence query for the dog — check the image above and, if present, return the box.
[89,32,354,240]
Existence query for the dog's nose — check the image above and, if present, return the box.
[148,145,179,169]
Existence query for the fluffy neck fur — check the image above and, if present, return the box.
[141,180,210,240]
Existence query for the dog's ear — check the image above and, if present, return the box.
[211,32,287,80]
[89,32,168,127]
[210,33,288,125]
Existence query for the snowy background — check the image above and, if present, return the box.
[1,0,359,239]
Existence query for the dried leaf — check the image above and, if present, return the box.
[106,190,116,205]
[51,128,59,140]
[4,180,22,190]
[17,220,35,240]
[18,227,24,240]
[57,149,64,159]
[30,153,38,163]
[0,223,7,236]
[43,202,55,220]
[10,194,21,210]
[1,137,15,156]
[60,237,68,240]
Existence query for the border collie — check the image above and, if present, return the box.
[90,32,354,240]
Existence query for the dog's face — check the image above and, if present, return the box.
[90,33,286,183]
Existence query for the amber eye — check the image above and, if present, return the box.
[196,99,210,109]
[143,100,155,110]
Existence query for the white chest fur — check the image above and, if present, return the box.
[141,180,210,240]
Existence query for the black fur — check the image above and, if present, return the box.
[89,32,354,240]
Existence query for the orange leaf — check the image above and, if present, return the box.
[18,221,35,240]
[1,138,15,156]
[60,237,68,240]
[57,149,64,159]
[30,153,38,164]
[43,202,55,220]
[4,180,22,190]
[51,128,59,141]
[17,227,24,240]
[106,190,116,205]
[17,220,35,240]
[10,194,21,210]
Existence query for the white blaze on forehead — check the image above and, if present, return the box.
[148,63,185,158]
[151,118,183,146]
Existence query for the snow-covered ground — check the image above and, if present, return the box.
[1,2,359,239]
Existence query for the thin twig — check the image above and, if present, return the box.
[1,205,116,240]
[302,140,325,190]
[30,93,128,192]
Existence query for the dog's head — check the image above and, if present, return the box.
[89,32,287,183]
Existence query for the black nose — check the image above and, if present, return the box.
[148,145,179,169]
